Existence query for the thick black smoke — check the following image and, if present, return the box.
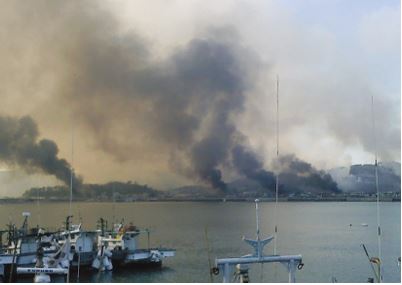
[231,146,339,193]
[232,145,276,190]
[277,154,340,193]
[160,39,247,190]
[57,12,252,190]
[0,1,340,193]
[0,115,82,191]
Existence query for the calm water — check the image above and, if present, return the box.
[0,201,400,283]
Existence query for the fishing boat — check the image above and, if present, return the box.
[16,238,70,283]
[0,212,59,281]
[96,218,175,268]
[58,216,98,269]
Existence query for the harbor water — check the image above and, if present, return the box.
[0,201,400,283]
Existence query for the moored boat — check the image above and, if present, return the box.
[97,218,175,268]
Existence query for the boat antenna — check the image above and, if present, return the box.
[204,226,214,282]
[112,184,116,224]
[36,186,41,227]
[69,117,74,218]
[371,96,382,282]
[273,74,279,255]
[255,199,260,243]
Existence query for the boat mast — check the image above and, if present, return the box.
[69,118,74,219]
[371,96,382,282]
[36,187,41,227]
[256,199,260,244]
[112,184,116,224]
[273,75,279,255]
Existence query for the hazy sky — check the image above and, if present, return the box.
[0,0,400,193]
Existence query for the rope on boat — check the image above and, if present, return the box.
[362,243,380,283]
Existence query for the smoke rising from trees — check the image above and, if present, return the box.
[0,115,82,191]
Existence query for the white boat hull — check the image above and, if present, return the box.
[123,249,175,264]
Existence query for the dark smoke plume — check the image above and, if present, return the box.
[231,146,339,193]
[232,145,276,190]
[0,1,341,193]
[46,3,253,190]
[0,115,82,191]
[277,154,340,193]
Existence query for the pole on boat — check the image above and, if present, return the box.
[66,230,72,283]
[112,185,116,224]
[66,264,70,283]
[222,263,230,283]
[254,199,263,259]
[204,226,214,283]
[9,227,17,283]
[371,96,382,282]
[77,251,81,282]
[273,74,280,256]
[288,259,296,283]
[255,198,264,280]
[36,187,41,227]
[69,116,74,218]
[147,229,150,251]
[68,118,75,283]
[255,199,260,241]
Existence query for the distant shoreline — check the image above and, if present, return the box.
[0,197,400,204]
